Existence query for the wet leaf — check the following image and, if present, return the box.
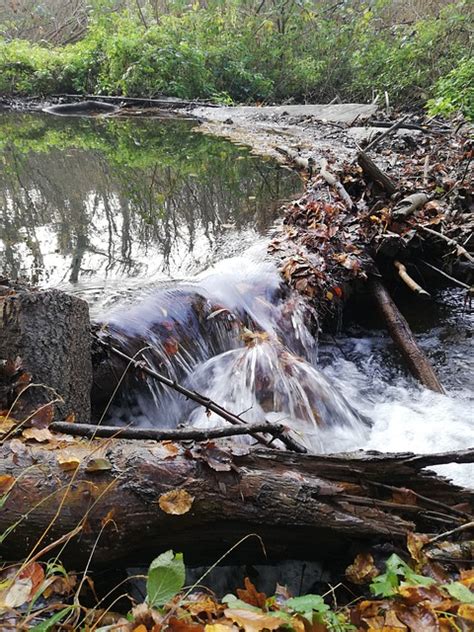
[224,608,286,632]
[19,562,44,597]
[444,581,474,604]
[0,415,16,436]
[85,457,112,472]
[346,553,379,585]
[458,603,474,621]
[168,617,204,632]
[146,550,185,607]
[3,578,32,608]
[159,489,194,515]
[30,403,54,428]
[237,577,267,609]
[164,337,179,356]
[22,427,54,443]
[0,474,15,495]
[205,624,235,632]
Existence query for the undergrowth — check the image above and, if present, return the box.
[0,1,472,119]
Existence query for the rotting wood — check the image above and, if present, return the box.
[1,440,472,568]
[369,277,444,393]
[357,151,397,195]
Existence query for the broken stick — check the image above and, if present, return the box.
[394,261,431,298]
[369,277,444,394]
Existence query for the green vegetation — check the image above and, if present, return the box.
[0,1,472,118]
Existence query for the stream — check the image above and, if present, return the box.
[1,112,472,490]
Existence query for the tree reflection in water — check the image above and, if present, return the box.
[0,113,300,310]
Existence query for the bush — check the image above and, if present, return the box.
[0,1,471,114]
[427,57,474,120]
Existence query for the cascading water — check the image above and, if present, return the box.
[97,239,473,488]
[97,242,369,452]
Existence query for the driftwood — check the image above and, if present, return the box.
[1,438,472,569]
[357,151,397,195]
[369,278,444,393]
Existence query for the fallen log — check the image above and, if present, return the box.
[369,277,444,393]
[1,437,472,569]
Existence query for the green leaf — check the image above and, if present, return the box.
[29,606,74,631]
[146,550,185,607]
[286,594,329,615]
[222,594,261,612]
[444,582,474,604]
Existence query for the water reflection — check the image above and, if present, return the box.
[0,113,300,306]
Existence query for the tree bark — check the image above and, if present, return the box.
[0,286,92,422]
[1,438,471,569]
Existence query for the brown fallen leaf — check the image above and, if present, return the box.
[0,474,15,495]
[22,427,55,443]
[345,553,379,585]
[224,608,286,632]
[30,402,54,429]
[159,489,194,515]
[237,577,267,609]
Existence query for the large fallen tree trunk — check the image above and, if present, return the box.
[1,438,472,569]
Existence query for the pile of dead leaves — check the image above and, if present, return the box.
[269,118,473,317]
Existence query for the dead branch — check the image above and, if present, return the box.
[49,420,294,443]
[369,277,444,393]
[357,151,397,195]
[364,114,410,152]
[418,226,474,263]
[95,338,307,454]
[392,193,429,219]
[319,159,355,210]
[394,260,431,298]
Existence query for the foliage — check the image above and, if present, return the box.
[427,57,474,120]
[369,553,435,597]
[0,1,472,116]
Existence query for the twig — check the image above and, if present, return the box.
[95,338,307,453]
[368,481,473,520]
[418,226,474,263]
[364,114,409,152]
[394,260,431,298]
[427,520,474,545]
[420,259,471,290]
[50,420,292,442]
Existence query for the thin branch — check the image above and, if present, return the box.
[364,114,410,152]
[94,337,307,453]
[428,520,474,545]
[418,226,474,263]
[50,420,292,443]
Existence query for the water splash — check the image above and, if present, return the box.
[99,247,368,450]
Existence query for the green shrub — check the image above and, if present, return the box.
[0,1,471,112]
[427,57,474,120]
